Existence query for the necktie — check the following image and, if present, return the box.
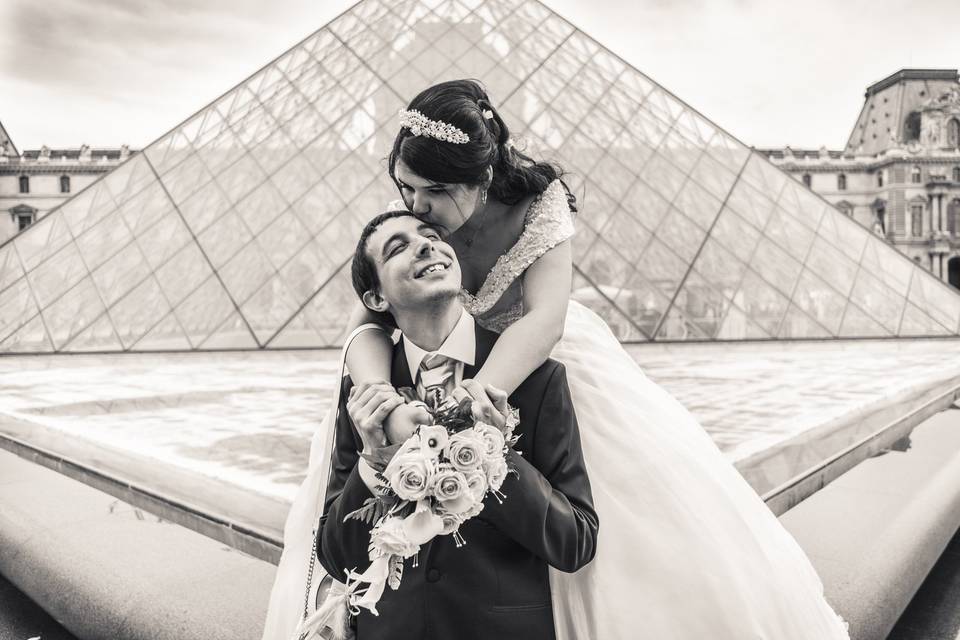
[417,352,456,411]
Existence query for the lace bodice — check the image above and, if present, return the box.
[460,179,575,333]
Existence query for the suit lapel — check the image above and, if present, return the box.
[463,321,497,378]
[392,340,415,389]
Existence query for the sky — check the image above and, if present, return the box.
[1,0,958,152]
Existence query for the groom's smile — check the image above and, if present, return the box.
[414,261,450,278]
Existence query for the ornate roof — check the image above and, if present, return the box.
[845,69,960,156]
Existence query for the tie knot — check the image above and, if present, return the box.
[421,352,449,371]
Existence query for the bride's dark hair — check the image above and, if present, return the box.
[388,79,575,209]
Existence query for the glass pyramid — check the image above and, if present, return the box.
[1,0,959,353]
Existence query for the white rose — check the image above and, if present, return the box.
[386,449,435,501]
[446,430,485,473]
[475,423,506,460]
[433,464,474,514]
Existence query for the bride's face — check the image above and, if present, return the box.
[394,160,482,237]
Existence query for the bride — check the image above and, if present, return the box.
[262,79,849,639]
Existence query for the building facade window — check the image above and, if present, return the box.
[16,212,34,231]
[837,173,847,190]
[18,175,29,193]
[875,206,886,235]
[911,166,922,183]
[905,111,922,142]
[60,175,71,193]
[948,118,960,149]
[911,204,924,237]
[11,205,37,231]
[802,173,811,187]
[954,166,960,182]
[877,171,884,187]
[950,199,960,236]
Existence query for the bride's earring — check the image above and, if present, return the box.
[478,166,492,211]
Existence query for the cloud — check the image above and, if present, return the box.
[0,0,340,147]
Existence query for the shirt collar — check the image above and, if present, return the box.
[403,307,476,382]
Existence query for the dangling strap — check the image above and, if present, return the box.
[294,323,391,640]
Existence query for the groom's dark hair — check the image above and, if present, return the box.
[350,209,419,329]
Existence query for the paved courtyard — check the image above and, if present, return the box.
[1,338,959,507]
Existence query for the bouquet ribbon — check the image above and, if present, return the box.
[292,579,355,640]
[346,556,391,615]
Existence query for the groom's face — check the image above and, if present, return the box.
[364,215,462,317]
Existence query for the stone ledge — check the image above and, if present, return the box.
[0,448,274,640]
[781,405,960,640]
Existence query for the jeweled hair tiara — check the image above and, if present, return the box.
[398,109,470,144]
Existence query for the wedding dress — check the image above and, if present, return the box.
[261,180,849,639]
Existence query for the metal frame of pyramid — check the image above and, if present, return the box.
[1,0,959,354]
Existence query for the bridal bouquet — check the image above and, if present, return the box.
[341,398,520,616]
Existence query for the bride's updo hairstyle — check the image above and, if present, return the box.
[389,79,575,209]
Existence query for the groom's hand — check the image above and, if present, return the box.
[347,381,403,453]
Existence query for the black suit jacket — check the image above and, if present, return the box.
[318,322,598,640]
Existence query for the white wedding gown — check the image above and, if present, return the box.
[261,181,849,639]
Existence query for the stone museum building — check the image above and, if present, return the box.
[0,120,135,245]
[762,69,960,290]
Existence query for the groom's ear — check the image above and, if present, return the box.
[362,289,390,314]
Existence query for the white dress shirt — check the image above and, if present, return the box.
[402,307,477,390]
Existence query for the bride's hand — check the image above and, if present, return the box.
[384,401,431,444]
[346,381,402,453]
[453,380,508,430]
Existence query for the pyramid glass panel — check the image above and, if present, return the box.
[108,276,174,349]
[61,313,123,353]
[201,312,260,350]
[28,243,88,311]
[2,0,960,353]
[792,270,848,336]
[777,304,832,339]
[710,207,761,263]
[0,279,39,344]
[132,312,192,351]
[42,279,108,350]
[91,242,153,308]
[804,237,859,298]
[14,211,73,274]
[0,314,52,352]
[0,244,24,293]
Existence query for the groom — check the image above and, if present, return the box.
[317,211,598,640]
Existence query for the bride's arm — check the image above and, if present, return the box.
[343,301,393,383]
[471,239,572,395]
[343,301,425,442]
